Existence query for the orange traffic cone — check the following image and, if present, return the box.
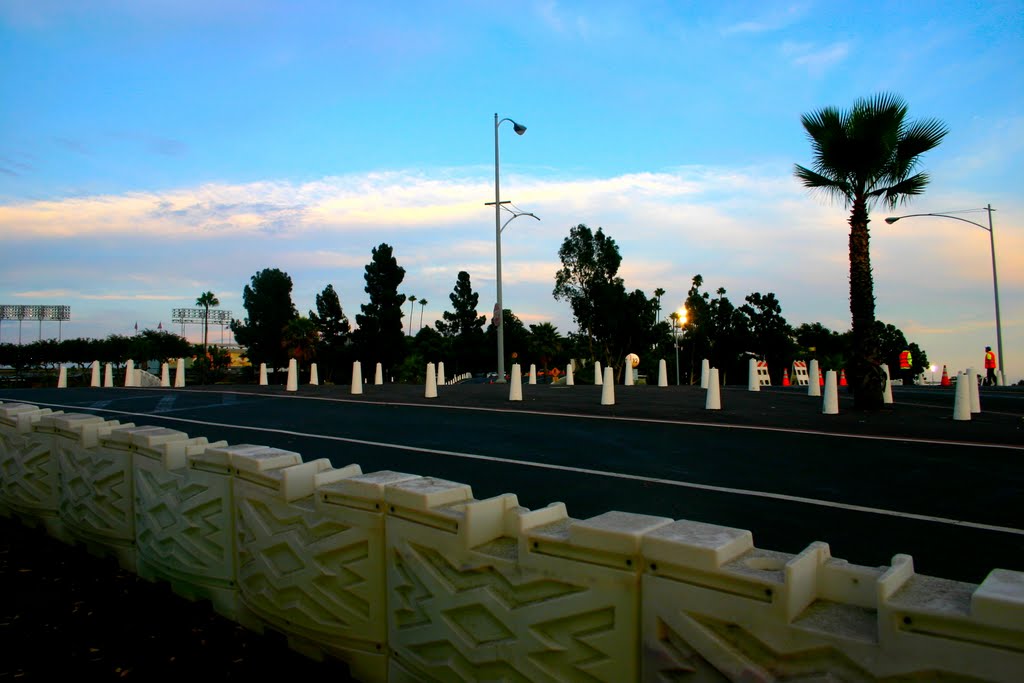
[782,368,791,386]
[941,365,951,386]
[819,369,825,386]
[839,369,848,387]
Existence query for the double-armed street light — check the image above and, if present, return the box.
[885,204,1004,385]
[487,113,536,383]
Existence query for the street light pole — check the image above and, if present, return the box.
[490,113,527,383]
[672,314,680,386]
[885,204,1005,385]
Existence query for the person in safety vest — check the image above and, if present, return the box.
[899,349,914,386]
[984,346,998,386]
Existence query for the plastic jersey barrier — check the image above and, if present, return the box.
[0,400,1022,683]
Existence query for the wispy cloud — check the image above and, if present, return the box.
[12,290,185,301]
[721,3,810,35]
[0,167,781,240]
[782,41,850,75]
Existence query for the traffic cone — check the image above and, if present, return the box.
[839,369,848,387]
[819,368,825,387]
[782,368,790,386]
[940,365,950,386]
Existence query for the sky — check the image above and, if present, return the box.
[1,0,1022,382]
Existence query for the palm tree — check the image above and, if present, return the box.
[528,322,562,376]
[407,295,417,336]
[794,93,946,409]
[418,299,428,333]
[195,291,220,353]
[653,287,665,325]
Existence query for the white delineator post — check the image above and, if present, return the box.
[823,370,839,414]
[700,358,710,389]
[658,359,667,387]
[808,359,821,397]
[57,367,67,388]
[601,366,615,405]
[881,363,893,404]
[174,358,185,387]
[705,368,721,410]
[309,363,319,386]
[566,364,574,386]
[259,363,268,386]
[90,360,101,387]
[286,358,298,392]
[967,367,981,414]
[124,359,136,387]
[509,364,522,401]
[594,361,603,385]
[747,357,760,392]
[351,361,363,395]
[425,362,437,398]
[375,362,383,385]
[953,372,971,421]
[529,364,537,385]
[160,363,170,387]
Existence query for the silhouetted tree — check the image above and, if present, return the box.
[795,93,946,408]
[354,244,407,377]
[231,268,298,374]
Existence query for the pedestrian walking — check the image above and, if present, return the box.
[984,346,998,386]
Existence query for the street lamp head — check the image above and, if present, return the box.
[512,122,527,135]
[884,217,900,224]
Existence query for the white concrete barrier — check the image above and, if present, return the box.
[259,362,268,386]
[90,360,101,388]
[161,362,170,388]
[3,402,1022,682]
[509,364,522,401]
[124,359,136,387]
[352,361,364,395]
[104,362,114,388]
[705,368,721,410]
[375,362,383,385]
[658,359,667,387]
[425,363,437,399]
[174,358,186,388]
[286,359,298,392]
[310,362,319,386]
[882,363,893,404]
[57,367,67,388]
[954,372,971,421]
[808,359,821,397]
[595,361,603,385]
[601,366,615,405]
[823,369,839,414]
[566,363,574,386]
[700,358,710,389]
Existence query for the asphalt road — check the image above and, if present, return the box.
[3,382,1022,585]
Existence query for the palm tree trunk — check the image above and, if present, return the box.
[848,198,884,409]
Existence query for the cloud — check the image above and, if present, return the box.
[0,166,780,240]
[721,3,810,35]
[12,290,185,301]
[781,41,850,75]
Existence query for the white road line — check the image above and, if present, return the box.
[14,399,1024,537]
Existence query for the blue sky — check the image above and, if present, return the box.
[1,0,1022,381]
